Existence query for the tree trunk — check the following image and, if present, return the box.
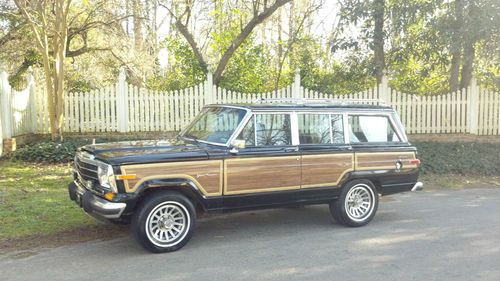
[373,0,385,83]
[133,0,143,50]
[449,0,463,92]
[449,52,461,91]
[54,0,68,141]
[460,41,475,89]
[460,1,477,89]
[277,8,283,61]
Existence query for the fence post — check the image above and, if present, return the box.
[204,72,214,104]
[467,77,479,135]
[292,69,302,99]
[0,68,12,139]
[379,75,390,104]
[27,68,37,134]
[117,67,129,132]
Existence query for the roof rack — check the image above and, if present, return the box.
[252,98,386,105]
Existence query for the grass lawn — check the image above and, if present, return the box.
[0,160,97,242]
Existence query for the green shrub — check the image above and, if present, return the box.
[413,141,500,176]
[8,139,92,163]
[7,136,151,163]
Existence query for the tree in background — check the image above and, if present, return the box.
[160,0,291,85]
[6,0,143,139]
[1,0,499,101]
[14,0,72,140]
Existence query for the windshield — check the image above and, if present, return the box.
[181,107,248,145]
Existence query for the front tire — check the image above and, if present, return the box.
[330,180,378,227]
[132,191,196,253]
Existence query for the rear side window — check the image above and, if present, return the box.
[348,115,401,143]
[298,114,344,144]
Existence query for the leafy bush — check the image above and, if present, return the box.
[9,139,92,163]
[7,136,151,163]
[414,141,500,176]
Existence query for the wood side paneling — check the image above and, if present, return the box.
[224,156,301,195]
[355,152,417,170]
[121,160,223,195]
[301,154,354,188]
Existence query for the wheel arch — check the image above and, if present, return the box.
[342,173,380,192]
[135,178,209,213]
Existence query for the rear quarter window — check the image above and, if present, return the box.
[348,115,401,143]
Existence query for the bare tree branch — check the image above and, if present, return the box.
[213,0,291,84]
[0,22,25,47]
[159,0,208,71]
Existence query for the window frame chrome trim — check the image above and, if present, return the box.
[290,112,299,146]
[226,108,254,146]
[343,112,350,144]
[328,114,334,144]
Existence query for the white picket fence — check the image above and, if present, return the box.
[1,68,499,143]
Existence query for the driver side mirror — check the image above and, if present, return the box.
[229,139,246,154]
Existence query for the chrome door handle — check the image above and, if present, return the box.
[338,145,352,151]
[283,147,299,152]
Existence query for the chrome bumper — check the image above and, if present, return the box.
[68,181,126,219]
[411,182,424,191]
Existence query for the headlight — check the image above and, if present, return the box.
[97,164,117,193]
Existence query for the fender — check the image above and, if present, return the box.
[346,169,419,195]
[134,177,223,211]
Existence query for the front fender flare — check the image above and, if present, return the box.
[133,177,220,212]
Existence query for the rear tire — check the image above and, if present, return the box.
[330,180,378,227]
[132,191,196,253]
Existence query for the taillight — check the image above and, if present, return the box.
[410,159,421,166]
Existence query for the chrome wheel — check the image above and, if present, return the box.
[344,184,375,222]
[145,201,190,247]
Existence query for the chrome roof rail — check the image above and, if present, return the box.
[252,98,386,105]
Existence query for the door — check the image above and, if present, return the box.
[223,112,301,210]
[297,113,354,202]
[347,114,419,195]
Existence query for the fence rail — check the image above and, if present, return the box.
[1,69,499,144]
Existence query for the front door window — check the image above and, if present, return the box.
[237,113,292,147]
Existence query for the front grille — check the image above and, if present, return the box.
[74,151,110,195]
[75,157,99,181]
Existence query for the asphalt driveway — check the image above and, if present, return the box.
[1,188,500,281]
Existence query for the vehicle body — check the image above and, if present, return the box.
[68,99,422,253]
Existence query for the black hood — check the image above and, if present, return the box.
[80,139,209,165]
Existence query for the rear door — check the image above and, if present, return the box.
[348,113,419,195]
[223,112,301,210]
[298,112,354,202]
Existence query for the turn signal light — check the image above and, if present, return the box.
[104,192,116,201]
[116,174,137,180]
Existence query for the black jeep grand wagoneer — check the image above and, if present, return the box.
[68,99,422,253]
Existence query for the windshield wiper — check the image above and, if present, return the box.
[180,134,200,145]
